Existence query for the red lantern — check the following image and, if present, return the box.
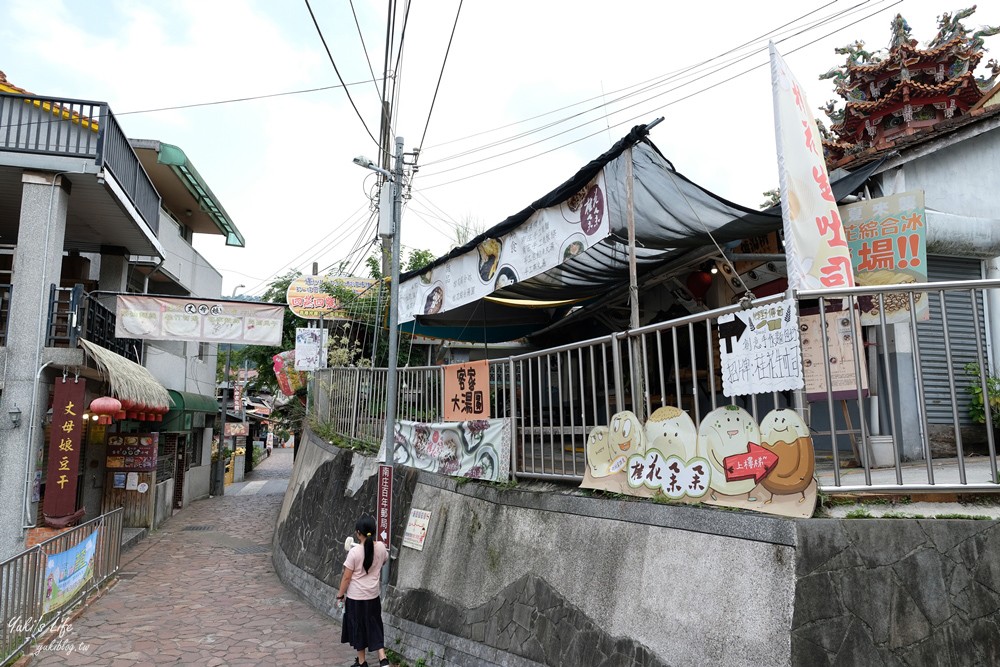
[89,396,122,426]
[686,270,714,302]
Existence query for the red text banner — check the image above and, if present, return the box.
[43,378,86,519]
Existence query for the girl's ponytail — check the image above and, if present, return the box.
[356,515,377,573]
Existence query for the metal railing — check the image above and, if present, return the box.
[46,285,141,362]
[0,508,123,665]
[312,280,1000,494]
[0,92,160,234]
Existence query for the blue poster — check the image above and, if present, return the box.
[43,530,98,613]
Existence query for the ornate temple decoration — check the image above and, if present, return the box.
[820,8,1000,168]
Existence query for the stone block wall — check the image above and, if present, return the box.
[274,428,1000,666]
[792,519,1000,665]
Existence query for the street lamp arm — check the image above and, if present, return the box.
[352,155,393,180]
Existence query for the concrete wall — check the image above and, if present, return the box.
[899,124,1000,220]
[185,464,211,505]
[153,479,173,529]
[275,429,1000,666]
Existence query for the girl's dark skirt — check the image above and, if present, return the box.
[341,596,385,651]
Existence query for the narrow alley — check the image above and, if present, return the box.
[26,449,357,667]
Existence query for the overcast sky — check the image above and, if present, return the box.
[1,0,997,298]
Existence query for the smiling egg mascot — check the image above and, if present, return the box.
[696,404,761,500]
[759,409,815,503]
[585,426,613,478]
[645,406,698,462]
[608,411,646,463]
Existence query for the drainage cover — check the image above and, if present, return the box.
[182,525,216,531]
[232,544,271,554]
[117,572,139,579]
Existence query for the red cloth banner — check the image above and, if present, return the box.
[43,378,86,520]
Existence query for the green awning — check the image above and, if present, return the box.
[157,142,245,247]
[168,389,218,413]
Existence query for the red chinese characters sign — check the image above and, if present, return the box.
[840,191,929,325]
[43,378,86,519]
[377,464,392,546]
[769,43,855,291]
[442,360,491,422]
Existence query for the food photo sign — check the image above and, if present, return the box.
[106,433,158,472]
[397,172,610,322]
[581,405,817,518]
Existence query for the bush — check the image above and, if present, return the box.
[964,363,1000,427]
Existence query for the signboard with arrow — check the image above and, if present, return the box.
[718,298,804,397]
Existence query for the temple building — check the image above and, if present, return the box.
[821,8,1000,168]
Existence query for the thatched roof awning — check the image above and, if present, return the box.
[78,338,171,408]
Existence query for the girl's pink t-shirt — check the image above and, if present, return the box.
[344,541,388,600]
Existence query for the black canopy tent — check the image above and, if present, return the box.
[400,122,881,343]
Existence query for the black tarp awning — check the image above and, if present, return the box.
[400,122,882,342]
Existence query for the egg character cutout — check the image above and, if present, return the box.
[645,406,698,461]
[608,411,646,462]
[696,405,761,498]
[759,409,815,501]
[585,426,613,478]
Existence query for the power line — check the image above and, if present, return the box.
[115,78,384,116]
[417,0,902,189]
[303,0,380,148]
[420,0,840,154]
[416,0,463,156]
[416,0,882,175]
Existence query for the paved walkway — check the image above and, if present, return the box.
[28,449,358,667]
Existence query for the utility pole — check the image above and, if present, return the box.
[382,136,404,473]
[213,343,232,496]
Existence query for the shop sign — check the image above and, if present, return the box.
[442,360,490,421]
[106,433,158,472]
[43,378,86,519]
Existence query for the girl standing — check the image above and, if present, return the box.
[338,515,390,667]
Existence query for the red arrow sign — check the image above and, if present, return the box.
[723,443,779,484]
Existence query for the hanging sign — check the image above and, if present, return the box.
[294,327,328,371]
[273,350,306,396]
[402,509,432,551]
[43,378,86,520]
[42,530,98,614]
[224,422,249,437]
[800,303,870,401]
[397,171,611,323]
[718,299,804,397]
[442,360,491,421]
[840,191,929,325]
[769,43,855,292]
[115,296,284,345]
[106,433,158,472]
[377,464,393,546]
[286,275,378,320]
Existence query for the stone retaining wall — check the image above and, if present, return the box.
[274,428,1000,666]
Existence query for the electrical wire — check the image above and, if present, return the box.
[416,0,887,176]
[421,0,843,162]
[303,0,381,148]
[416,0,463,156]
[115,78,384,116]
[416,0,902,190]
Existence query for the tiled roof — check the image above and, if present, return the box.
[825,102,1000,170]
[846,37,973,76]
[0,70,32,95]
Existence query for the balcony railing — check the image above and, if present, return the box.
[0,92,160,235]
[47,284,141,363]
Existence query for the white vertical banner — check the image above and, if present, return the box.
[769,43,855,292]
[294,328,326,371]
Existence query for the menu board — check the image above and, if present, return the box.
[800,304,869,401]
[106,433,158,471]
